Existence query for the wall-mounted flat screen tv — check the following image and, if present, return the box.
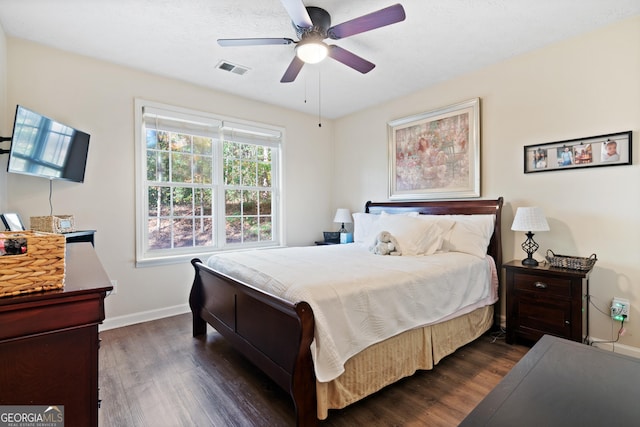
[7,105,90,183]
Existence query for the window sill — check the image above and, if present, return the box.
[135,245,287,268]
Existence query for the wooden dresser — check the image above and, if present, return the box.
[0,242,112,427]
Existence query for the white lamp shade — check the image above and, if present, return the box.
[511,207,550,232]
[333,208,352,224]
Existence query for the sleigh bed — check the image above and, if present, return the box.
[189,197,503,426]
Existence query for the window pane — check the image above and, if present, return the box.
[148,218,171,249]
[171,152,192,183]
[147,151,158,181]
[194,188,212,215]
[259,190,272,215]
[194,155,212,184]
[146,129,158,149]
[243,190,258,215]
[193,136,212,155]
[258,161,271,187]
[226,217,241,243]
[148,186,171,216]
[171,133,191,152]
[224,141,240,158]
[195,217,213,246]
[225,159,241,185]
[242,144,257,159]
[172,187,193,217]
[243,217,258,242]
[156,152,169,182]
[173,218,193,248]
[157,130,169,151]
[225,189,241,215]
[260,216,272,241]
[241,160,256,186]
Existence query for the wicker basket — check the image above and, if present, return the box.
[546,249,597,271]
[30,215,76,233]
[0,231,66,298]
[323,232,340,244]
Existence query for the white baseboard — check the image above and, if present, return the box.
[100,303,190,331]
[587,337,640,359]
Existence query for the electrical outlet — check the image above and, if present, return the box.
[611,297,629,321]
[110,279,118,295]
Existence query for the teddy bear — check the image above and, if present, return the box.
[370,230,402,256]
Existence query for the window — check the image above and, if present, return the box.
[135,100,282,266]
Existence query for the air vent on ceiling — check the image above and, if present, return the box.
[216,60,250,76]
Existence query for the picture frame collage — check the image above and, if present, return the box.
[524,131,632,173]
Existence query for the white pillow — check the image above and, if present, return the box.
[376,213,443,256]
[352,211,418,247]
[441,215,495,258]
[414,215,456,239]
[352,212,377,245]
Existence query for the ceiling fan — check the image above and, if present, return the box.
[217,1,406,83]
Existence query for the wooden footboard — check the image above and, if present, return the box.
[189,258,317,426]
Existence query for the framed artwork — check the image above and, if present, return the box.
[388,98,480,200]
[524,131,632,173]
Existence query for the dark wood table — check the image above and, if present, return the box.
[460,334,640,426]
[63,229,96,246]
[0,243,112,427]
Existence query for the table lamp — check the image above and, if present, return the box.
[511,207,549,266]
[333,208,353,243]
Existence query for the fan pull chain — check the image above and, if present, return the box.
[318,69,322,127]
[304,73,308,105]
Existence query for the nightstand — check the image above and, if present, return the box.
[504,260,593,345]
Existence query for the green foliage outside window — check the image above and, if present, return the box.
[145,129,274,251]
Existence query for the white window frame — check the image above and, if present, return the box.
[134,99,284,267]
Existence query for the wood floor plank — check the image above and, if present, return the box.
[98,314,528,426]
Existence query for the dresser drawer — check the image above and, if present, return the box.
[513,272,573,298]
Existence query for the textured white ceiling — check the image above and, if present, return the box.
[0,0,638,119]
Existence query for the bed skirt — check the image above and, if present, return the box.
[316,305,494,419]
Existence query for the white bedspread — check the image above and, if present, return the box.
[206,244,497,382]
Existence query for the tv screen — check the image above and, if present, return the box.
[7,105,90,183]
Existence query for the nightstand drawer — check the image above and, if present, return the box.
[513,272,573,297]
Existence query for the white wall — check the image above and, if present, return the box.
[334,16,640,351]
[5,38,335,325]
[0,23,7,211]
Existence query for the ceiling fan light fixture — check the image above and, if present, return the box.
[296,40,328,64]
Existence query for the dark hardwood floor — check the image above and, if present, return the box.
[98,313,528,427]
